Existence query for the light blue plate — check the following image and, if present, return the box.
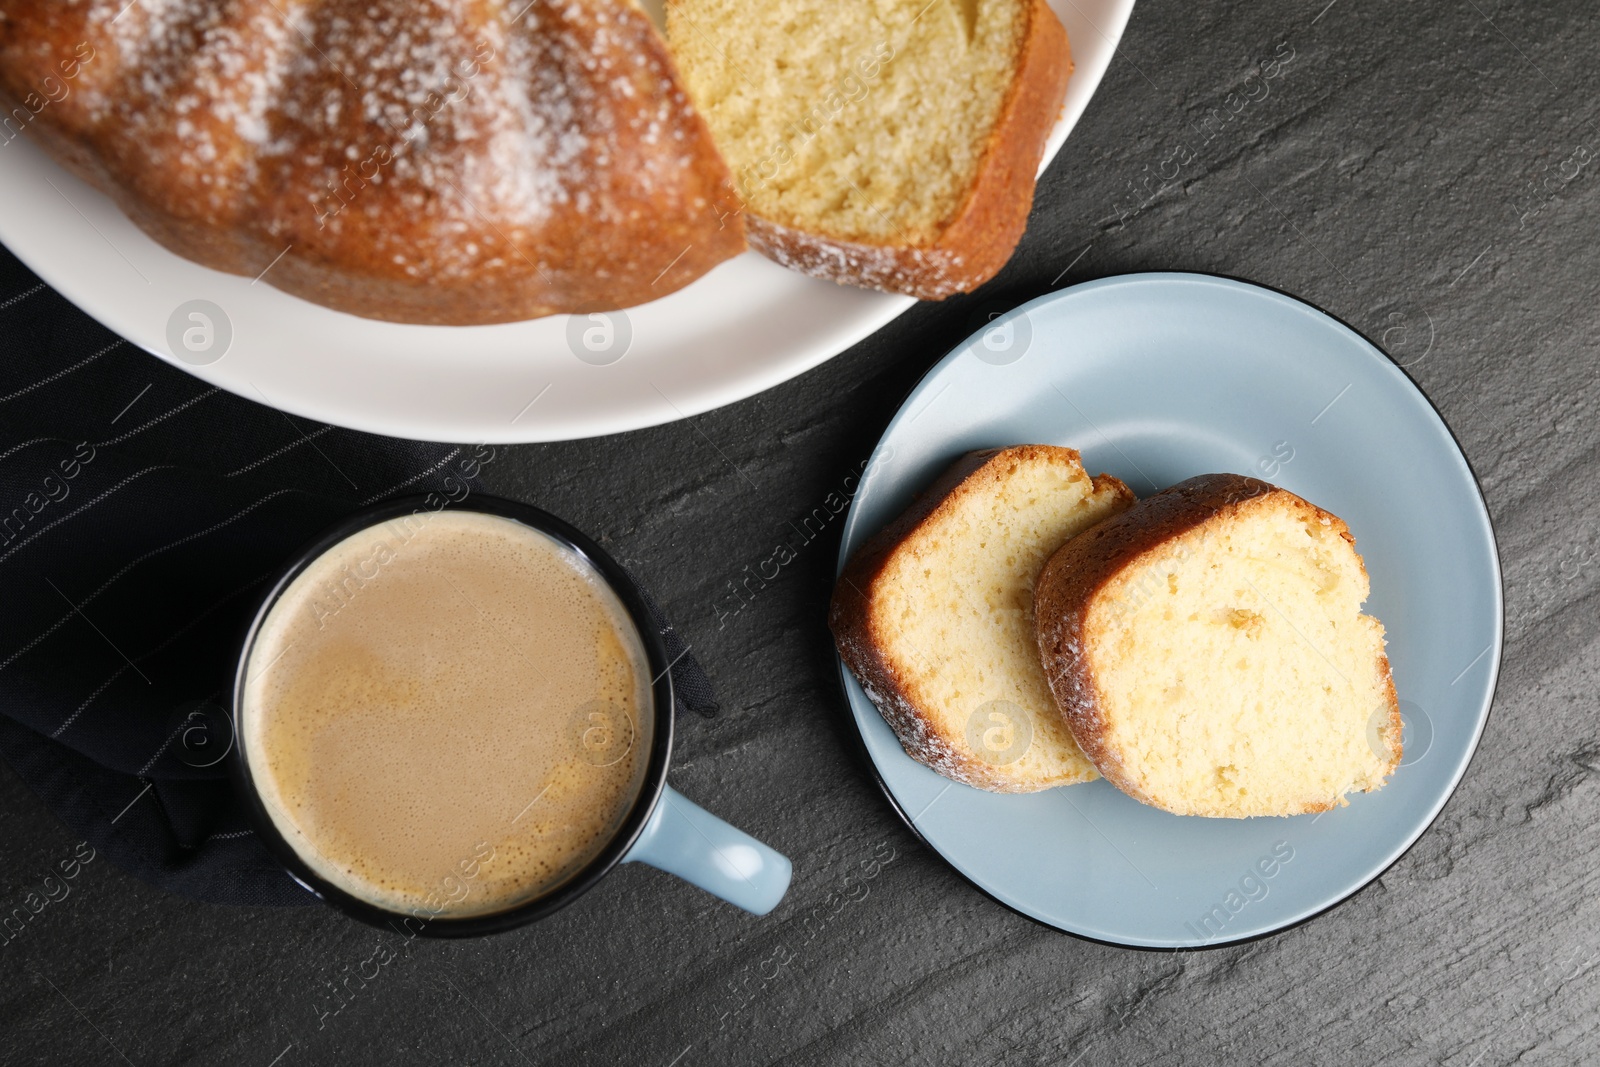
[835,273,1502,948]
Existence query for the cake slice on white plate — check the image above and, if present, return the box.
[665,0,1073,298]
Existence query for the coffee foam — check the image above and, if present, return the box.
[242,510,653,918]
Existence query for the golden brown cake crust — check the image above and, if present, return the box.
[829,445,1132,792]
[1033,474,1403,813]
[744,0,1072,300]
[0,0,746,325]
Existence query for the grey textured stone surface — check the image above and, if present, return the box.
[4,0,1600,1063]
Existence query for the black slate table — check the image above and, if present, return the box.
[5,0,1600,1063]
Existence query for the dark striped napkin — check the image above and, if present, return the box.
[0,246,492,906]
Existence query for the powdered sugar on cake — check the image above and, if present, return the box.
[748,215,967,300]
[54,0,721,285]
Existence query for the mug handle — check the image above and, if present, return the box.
[624,785,792,915]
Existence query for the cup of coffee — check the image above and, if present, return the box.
[229,495,791,935]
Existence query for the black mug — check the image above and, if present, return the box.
[229,494,791,936]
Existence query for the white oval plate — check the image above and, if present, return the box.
[0,0,1134,443]
[834,274,1502,947]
